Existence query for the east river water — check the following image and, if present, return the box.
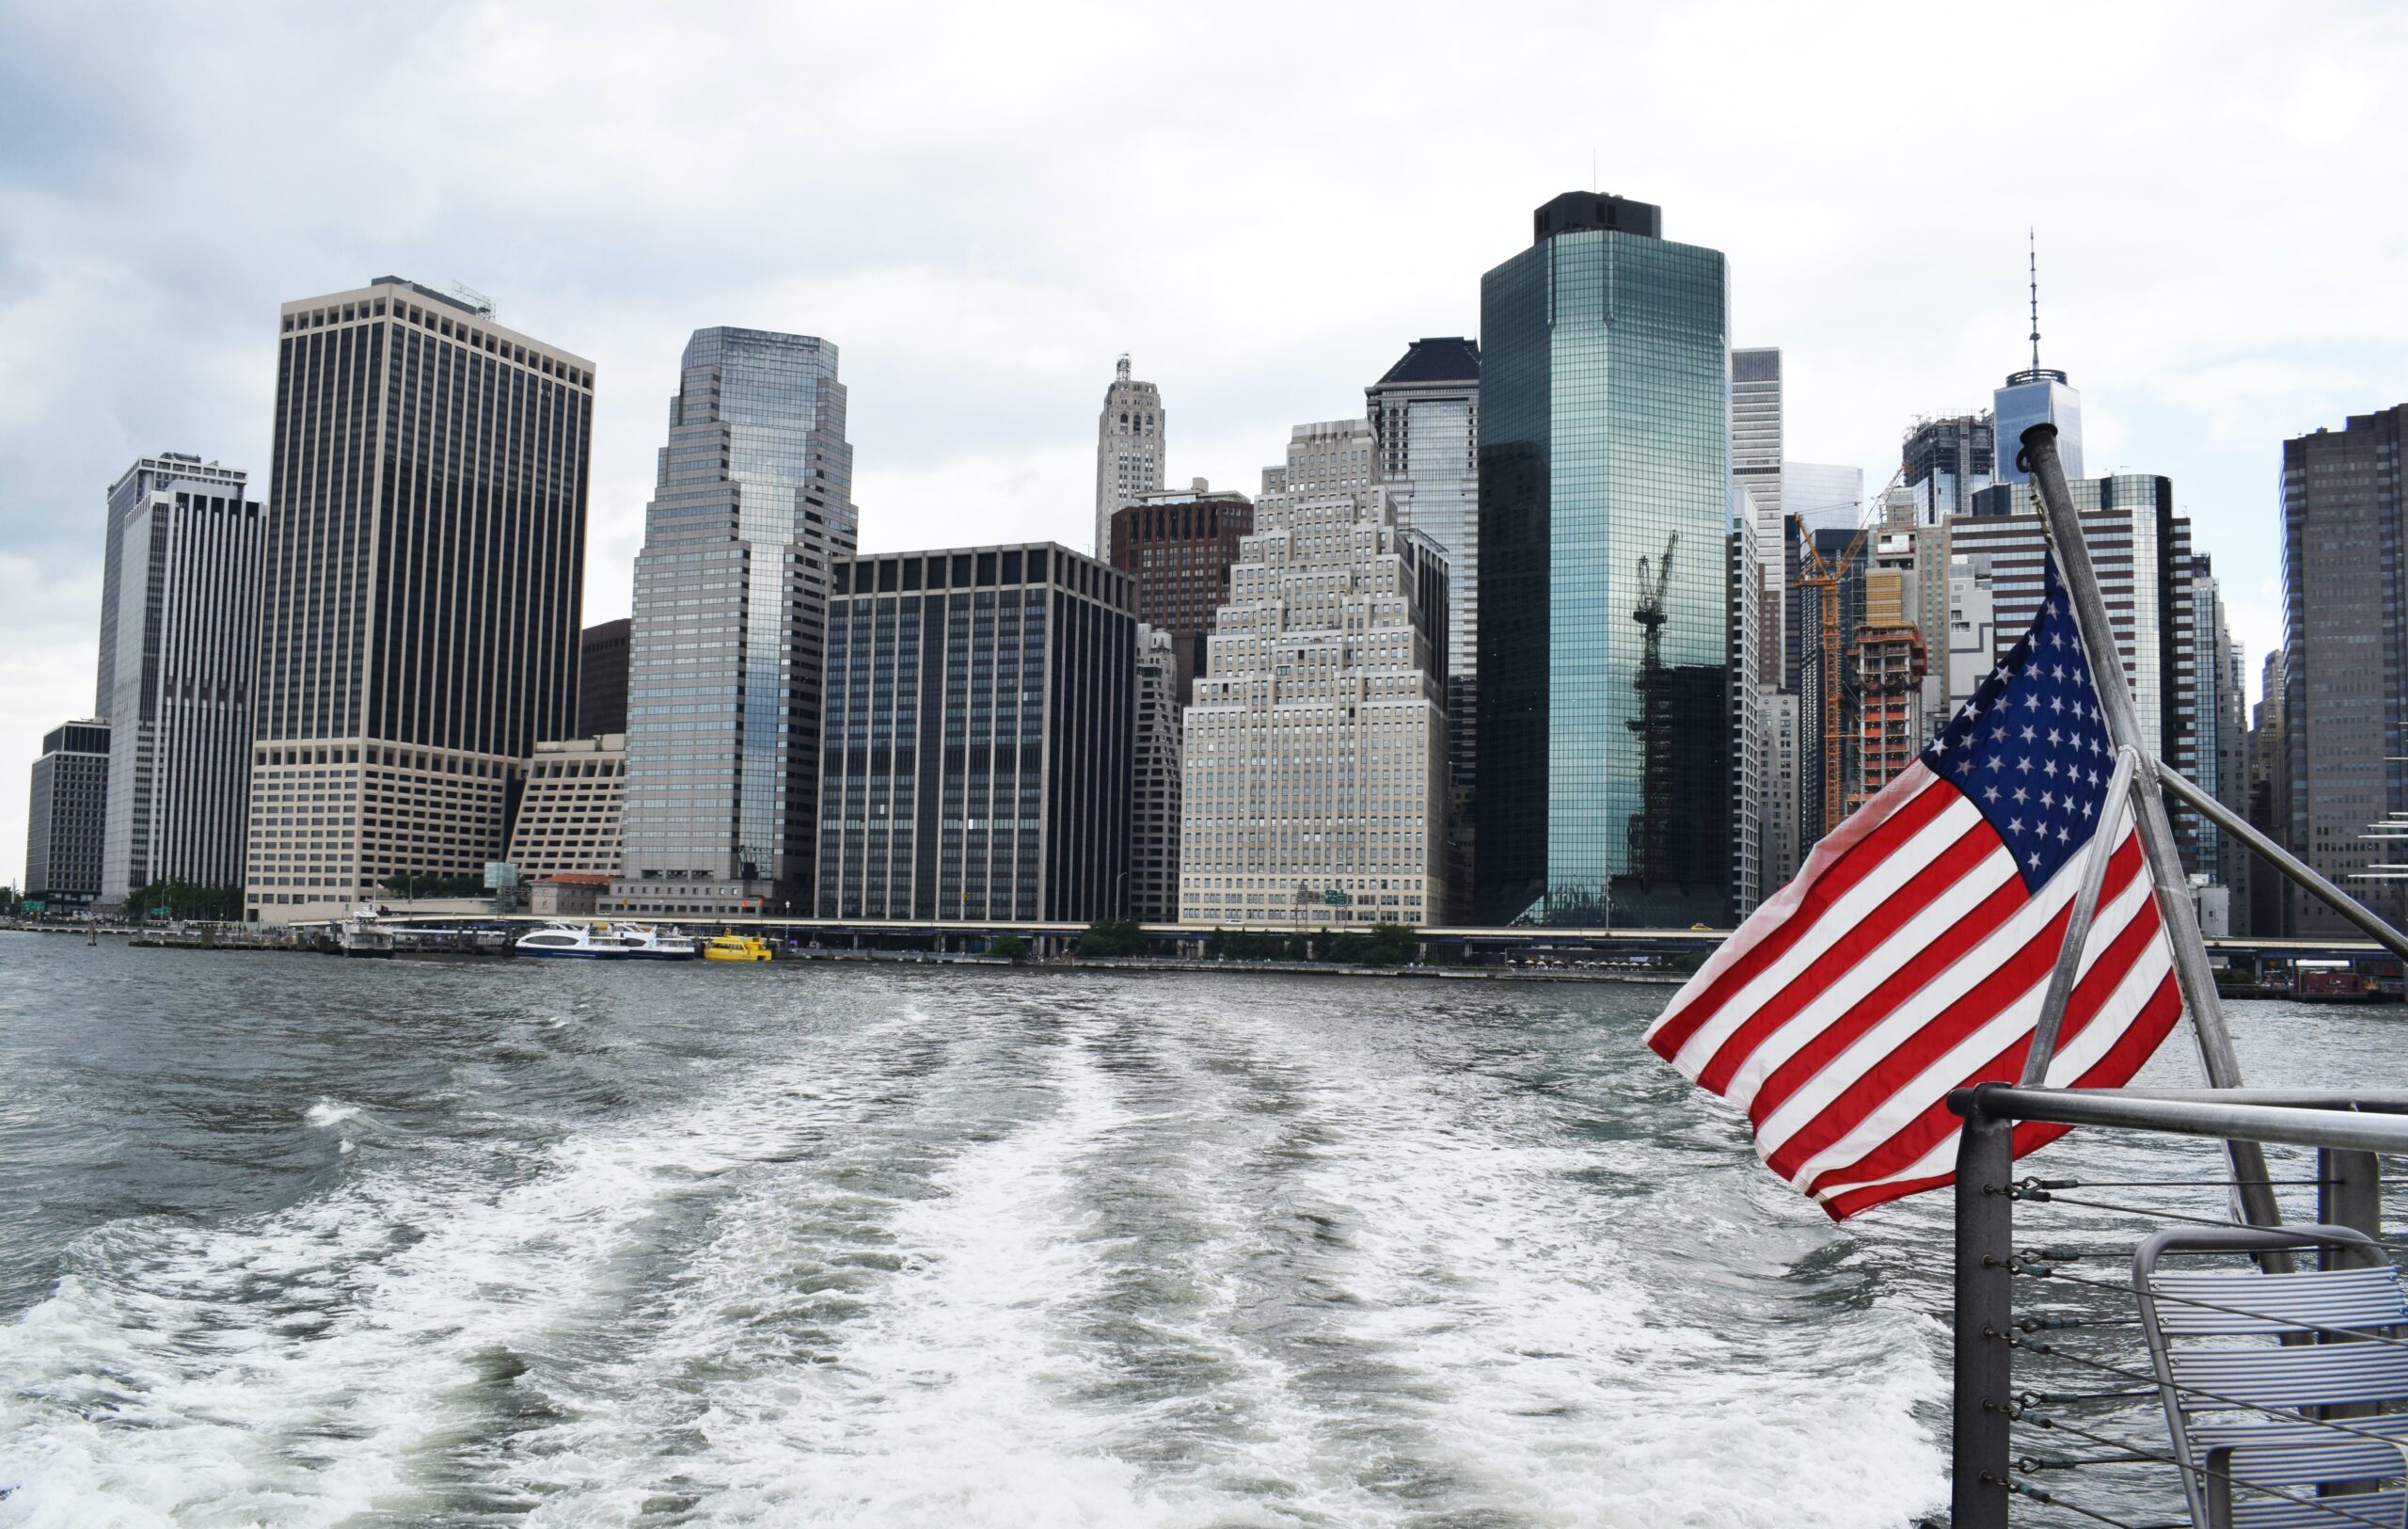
[2,932,2400,1527]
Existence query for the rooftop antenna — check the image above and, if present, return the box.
[2026,229,2041,371]
[1116,353,1131,383]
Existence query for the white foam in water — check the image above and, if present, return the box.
[303,1100,359,1128]
[0,977,1947,1527]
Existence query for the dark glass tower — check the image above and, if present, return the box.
[1475,193,1733,928]
[616,328,856,917]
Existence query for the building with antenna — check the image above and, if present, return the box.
[1094,356,1165,556]
[1993,235,2084,483]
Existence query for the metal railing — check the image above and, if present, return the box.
[1945,1084,2408,1528]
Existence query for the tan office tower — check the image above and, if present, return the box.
[243,279,594,921]
[1094,355,1164,555]
[1180,420,1449,928]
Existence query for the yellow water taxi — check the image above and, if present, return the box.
[702,931,774,963]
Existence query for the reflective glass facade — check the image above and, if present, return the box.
[1476,199,1734,928]
[615,328,854,916]
[1992,371,2083,484]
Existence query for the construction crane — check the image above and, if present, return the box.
[1627,533,1678,886]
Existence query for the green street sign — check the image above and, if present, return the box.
[22,900,45,912]
[1323,888,1351,906]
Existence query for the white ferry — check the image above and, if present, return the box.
[514,922,638,960]
[615,923,701,962]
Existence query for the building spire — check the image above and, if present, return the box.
[2028,228,2042,372]
[1117,353,1132,383]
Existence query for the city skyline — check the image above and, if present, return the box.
[5,4,2407,872]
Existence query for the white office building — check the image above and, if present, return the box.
[1094,355,1165,556]
[97,457,262,901]
[1180,421,1448,928]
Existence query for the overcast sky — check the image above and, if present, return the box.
[4,2,2404,886]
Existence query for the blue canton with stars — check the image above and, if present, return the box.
[1918,559,2115,892]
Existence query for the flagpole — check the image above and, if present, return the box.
[2019,746,2137,1086]
[2016,423,2284,1234]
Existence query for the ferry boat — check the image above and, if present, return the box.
[335,907,397,958]
[702,931,773,963]
[2295,961,2380,1003]
[615,923,701,961]
[514,921,637,960]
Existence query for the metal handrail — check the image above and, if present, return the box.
[1954,1084,2408,1156]
[1945,1085,2407,1527]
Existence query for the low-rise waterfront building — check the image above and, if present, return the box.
[529,871,610,917]
[504,735,626,880]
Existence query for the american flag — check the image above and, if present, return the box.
[1647,560,2180,1218]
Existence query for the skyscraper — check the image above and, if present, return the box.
[1957,474,2201,868]
[1902,412,1995,524]
[1782,461,1864,534]
[98,454,247,717]
[98,461,263,901]
[1106,479,1253,704]
[814,544,1134,922]
[2280,406,2408,935]
[2247,649,2289,937]
[1731,347,1783,534]
[577,618,631,736]
[614,328,854,919]
[25,721,109,909]
[1994,242,2083,486]
[1731,348,1787,691]
[1180,422,1449,928]
[1094,356,1165,556]
[1368,337,1481,916]
[244,279,593,918]
[1992,370,2083,485]
[1477,192,1732,927]
[1131,624,1181,923]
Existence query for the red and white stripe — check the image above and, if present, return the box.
[1645,759,2178,1219]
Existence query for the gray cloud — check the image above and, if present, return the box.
[4,0,2405,879]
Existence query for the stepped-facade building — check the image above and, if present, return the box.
[1179,421,1449,928]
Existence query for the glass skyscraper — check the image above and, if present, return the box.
[614,328,855,917]
[1993,369,2083,485]
[1476,192,1734,928]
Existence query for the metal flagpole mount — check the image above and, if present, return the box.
[2020,745,2139,1087]
[2016,422,2286,1237]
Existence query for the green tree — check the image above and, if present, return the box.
[989,933,1029,964]
[122,878,242,922]
[1076,917,1146,958]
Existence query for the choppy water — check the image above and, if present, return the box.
[0,933,2398,1527]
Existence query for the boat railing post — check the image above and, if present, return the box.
[1951,1087,2016,1529]
[2320,1148,2383,1270]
